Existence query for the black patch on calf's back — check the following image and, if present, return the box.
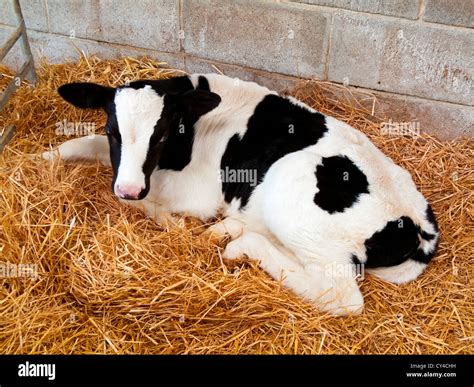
[220,94,328,207]
[313,156,369,214]
[364,216,420,268]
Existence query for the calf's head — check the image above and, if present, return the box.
[57,81,221,200]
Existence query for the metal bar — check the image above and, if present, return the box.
[0,0,36,153]
[0,25,23,61]
[11,0,36,84]
[0,57,32,112]
[0,124,16,153]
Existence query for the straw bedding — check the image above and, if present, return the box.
[0,55,472,354]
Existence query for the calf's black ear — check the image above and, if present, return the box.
[178,89,221,118]
[58,82,115,109]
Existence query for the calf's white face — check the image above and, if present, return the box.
[113,86,164,199]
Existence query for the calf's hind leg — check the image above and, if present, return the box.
[223,231,363,316]
[42,135,111,166]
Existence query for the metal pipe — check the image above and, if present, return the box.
[0,124,16,153]
[0,0,37,153]
[0,25,23,62]
[0,57,33,112]
[11,0,36,84]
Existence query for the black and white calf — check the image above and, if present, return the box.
[43,74,439,315]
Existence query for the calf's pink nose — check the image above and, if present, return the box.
[115,183,142,199]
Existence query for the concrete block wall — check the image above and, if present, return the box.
[1,0,473,139]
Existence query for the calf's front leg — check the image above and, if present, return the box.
[119,198,178,227]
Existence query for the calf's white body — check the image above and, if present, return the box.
[44,73,439,315]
